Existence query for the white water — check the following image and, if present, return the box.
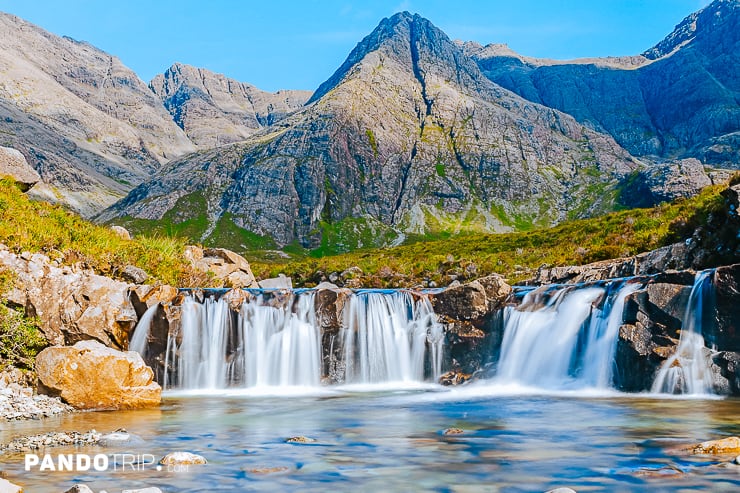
[341,291,444,384]
[128,303,159,359]
[159,290,443,390]
[652,270,715,395]
[163,293,321,390]
[495,282,641,389]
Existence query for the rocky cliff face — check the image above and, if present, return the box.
[101,12,639,250]
[150,63,310,148]
[469,0,740,168]
[0,13,195,215]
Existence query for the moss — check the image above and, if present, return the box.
[365,129,378,158]
[435,162,446,177]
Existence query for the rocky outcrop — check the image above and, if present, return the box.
[1,371,72,420]
[151,63,310,148]
[470,0,740,169]
[0,13,195,215]
[101,12,638,250]
[35,340,161,410]
[0,246,137,349]
[184,246,258,288]
[429,275,512,374]
[0,146,40,191]
[619,159,713,208]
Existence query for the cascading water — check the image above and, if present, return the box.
[495,281,641,389]
[651,270,716,395]
[163,292,321,390]
[341,291,444,384]
[154,289,444,390]
[128,303,159,359]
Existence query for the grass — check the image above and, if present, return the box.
[0,178,208,286]
[251,182,730,287]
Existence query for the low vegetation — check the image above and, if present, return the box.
[251,182,731,287]
[0,178,205,286]
[0,269,47,372]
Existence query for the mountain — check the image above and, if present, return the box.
[150,63,311,148]
[0,12,196,215]
[467,0,740,168]
[100,12,639,252]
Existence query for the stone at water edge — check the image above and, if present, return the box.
[159,452,207,465]
[63,486,94,493]
[35,340,161,410]
[691,436,740,454]
[0,478,23,493]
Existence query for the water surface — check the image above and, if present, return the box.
[3,386,740,492]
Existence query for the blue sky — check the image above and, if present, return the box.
[0,0,711,92]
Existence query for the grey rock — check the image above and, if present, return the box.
[619,159,713,207]
[545,489,577,493]
[469,0,740,169]
[121,488,163,493]
[121,265,149,284]
[64,486,95,493]
[0,145,40,191]
[151,63,310,148]
[110,225,132,240]
[259,274,292,290]
[102,12,638,249]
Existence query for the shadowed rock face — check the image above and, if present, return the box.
[102,12,638,249]
[469,0,740,168]
[0,13,195,215]
[150,63,310,148]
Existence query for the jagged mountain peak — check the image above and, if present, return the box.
[643,0,738,59]
[309,11,483,103]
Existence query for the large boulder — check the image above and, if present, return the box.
[709,264,740,351]
[184,246,258,288]
[0,146,40,192]
[0,248,137,349]
[35,340,161,410]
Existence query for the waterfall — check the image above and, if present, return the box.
[495,281,641,389]
[651,270,715,395]
[164,292,321,390]
[341,291,444,384]
[159,290,443,390]
[129,303,159,359]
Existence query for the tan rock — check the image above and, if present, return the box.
[185,246,257,288]
[159,452,207,465]
[0,249,137,349]
[691,436,740,454]
[131,284,179,309]
[35,340,161,410]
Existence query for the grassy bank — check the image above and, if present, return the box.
[0,178,204,286]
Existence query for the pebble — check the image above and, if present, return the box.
[159,451,207,465]
[443,428,465,435]
[0,430,102,453]
[121,488,163,493]
[64,486,95,493]
[545,488,577,493]
[0,381,72,421]
[285,436,316,444]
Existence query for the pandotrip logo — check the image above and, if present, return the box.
[24,453,189,473]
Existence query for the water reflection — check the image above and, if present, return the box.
[2,391,740,492]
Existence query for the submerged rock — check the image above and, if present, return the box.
[442,428,464,435]
[159,452,207,465]
[35,340,161,410]
[285,436,316,444]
